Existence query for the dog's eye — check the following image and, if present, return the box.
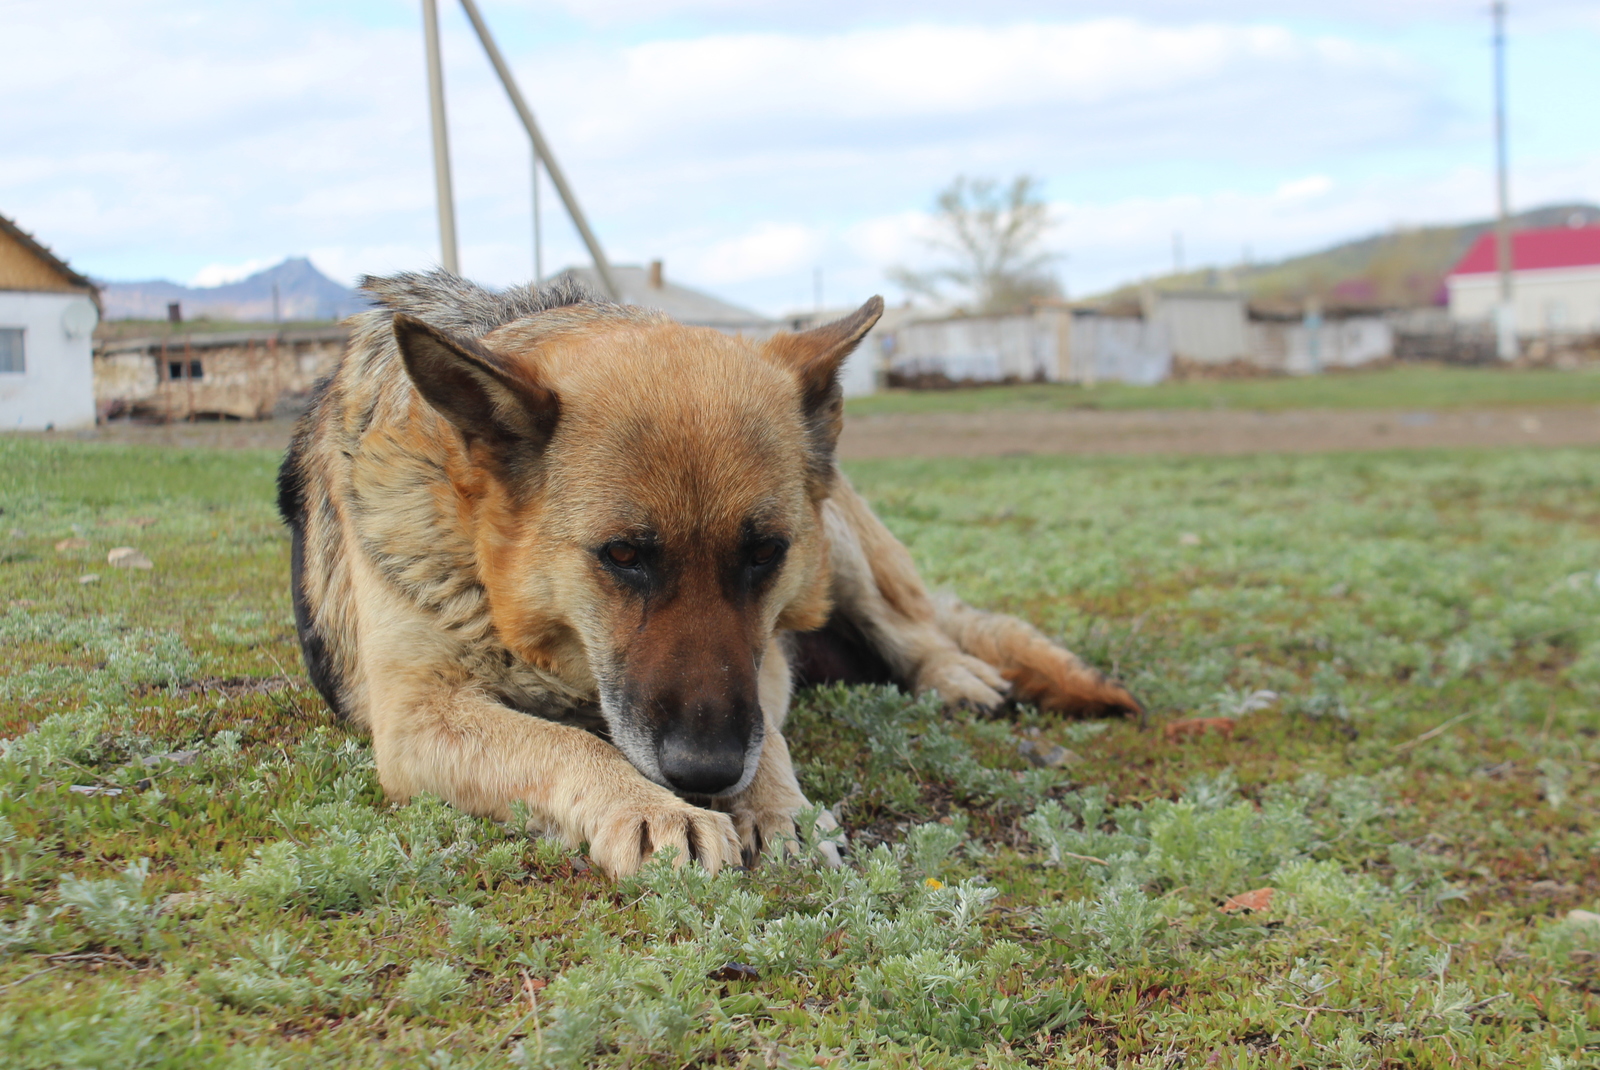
[604,542,641,568]
[750,540,783,568]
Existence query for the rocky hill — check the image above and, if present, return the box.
[101,257,367,322]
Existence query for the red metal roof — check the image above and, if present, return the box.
[1450,225,1600,276]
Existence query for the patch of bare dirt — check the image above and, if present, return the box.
[28,405,1600,459]
[139,675,295,698]
[837,405,1600,459]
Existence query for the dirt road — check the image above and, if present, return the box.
[837,405,1600,459]
[33,404,1600,458]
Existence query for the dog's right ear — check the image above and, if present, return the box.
[392,314,560,449]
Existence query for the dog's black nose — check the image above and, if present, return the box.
[658,734,746,795]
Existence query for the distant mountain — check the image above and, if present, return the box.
[1088,202,1600,313]
[101,257,368,322]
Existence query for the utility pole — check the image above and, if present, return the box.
[421,0,459,274]
[457,0,618,300]
[1492,1,1515,360]
[532,150,543,283]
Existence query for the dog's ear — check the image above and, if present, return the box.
[393,314,560,449]
[763,296,884,479]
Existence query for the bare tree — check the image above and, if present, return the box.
[889,175,1062,314]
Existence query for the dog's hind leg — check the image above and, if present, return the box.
[930,594,1140,718]
[820,474,1010,711]
[822,472,1138,718]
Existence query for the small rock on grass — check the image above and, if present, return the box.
[1017,738,1083,768]
[79,573,100,584]
[161,891,210,917]
[1568,909,1600,927]
[138,750,200,768]
[107,546,153,569]
[54,537,90,552]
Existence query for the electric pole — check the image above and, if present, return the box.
[422,0,459,274]
[1492,1,1515,360]
[532,150,543,283]
[457,0,619,300]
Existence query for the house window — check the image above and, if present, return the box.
[166,358,205,380]
[190,359,203,379]
[0,328,23,373]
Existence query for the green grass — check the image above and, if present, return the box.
[1,435,1599,1068]
[845,363,1600,417]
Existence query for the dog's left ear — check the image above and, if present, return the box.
[393,313,561,454]
[763,296,884,481]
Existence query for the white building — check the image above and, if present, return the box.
[0,214,99,430]
[1143,291,1251,365]
[1447,225,1600,334]
[558,261,776,337]
[887,306,1171,386]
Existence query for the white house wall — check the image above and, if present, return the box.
[0,291,97,431]
[893,313,1062,383]
[1250,317,1394,374]
[1067,316,1172,385]
[890,309,1171,386]
[1448,267,1600,333]
[1148,295,1250,363]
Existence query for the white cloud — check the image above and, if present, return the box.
[684,223,823,284]
[1276,175,1336,200]
[189,258,275,288]
[535,19,1429,165]
[1,0,1595,321]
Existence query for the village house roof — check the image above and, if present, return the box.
[94,325,350,357]
[0,212,98,298]
[556,262,775,334]
[1449,225,1600,276]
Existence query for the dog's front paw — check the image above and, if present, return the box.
[585,786,741,879]
[728,799,799,868]
[915,654,1009,713]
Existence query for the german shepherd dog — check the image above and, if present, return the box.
[278,272,1137,878]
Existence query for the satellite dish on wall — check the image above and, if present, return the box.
[62,299,98,340]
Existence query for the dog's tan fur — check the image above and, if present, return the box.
[279,272,1136,878]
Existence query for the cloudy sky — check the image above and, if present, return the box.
[4,0,1598,315]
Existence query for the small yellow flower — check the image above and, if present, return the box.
[924,878,944,889]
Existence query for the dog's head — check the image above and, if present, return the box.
[392,297,882,797]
